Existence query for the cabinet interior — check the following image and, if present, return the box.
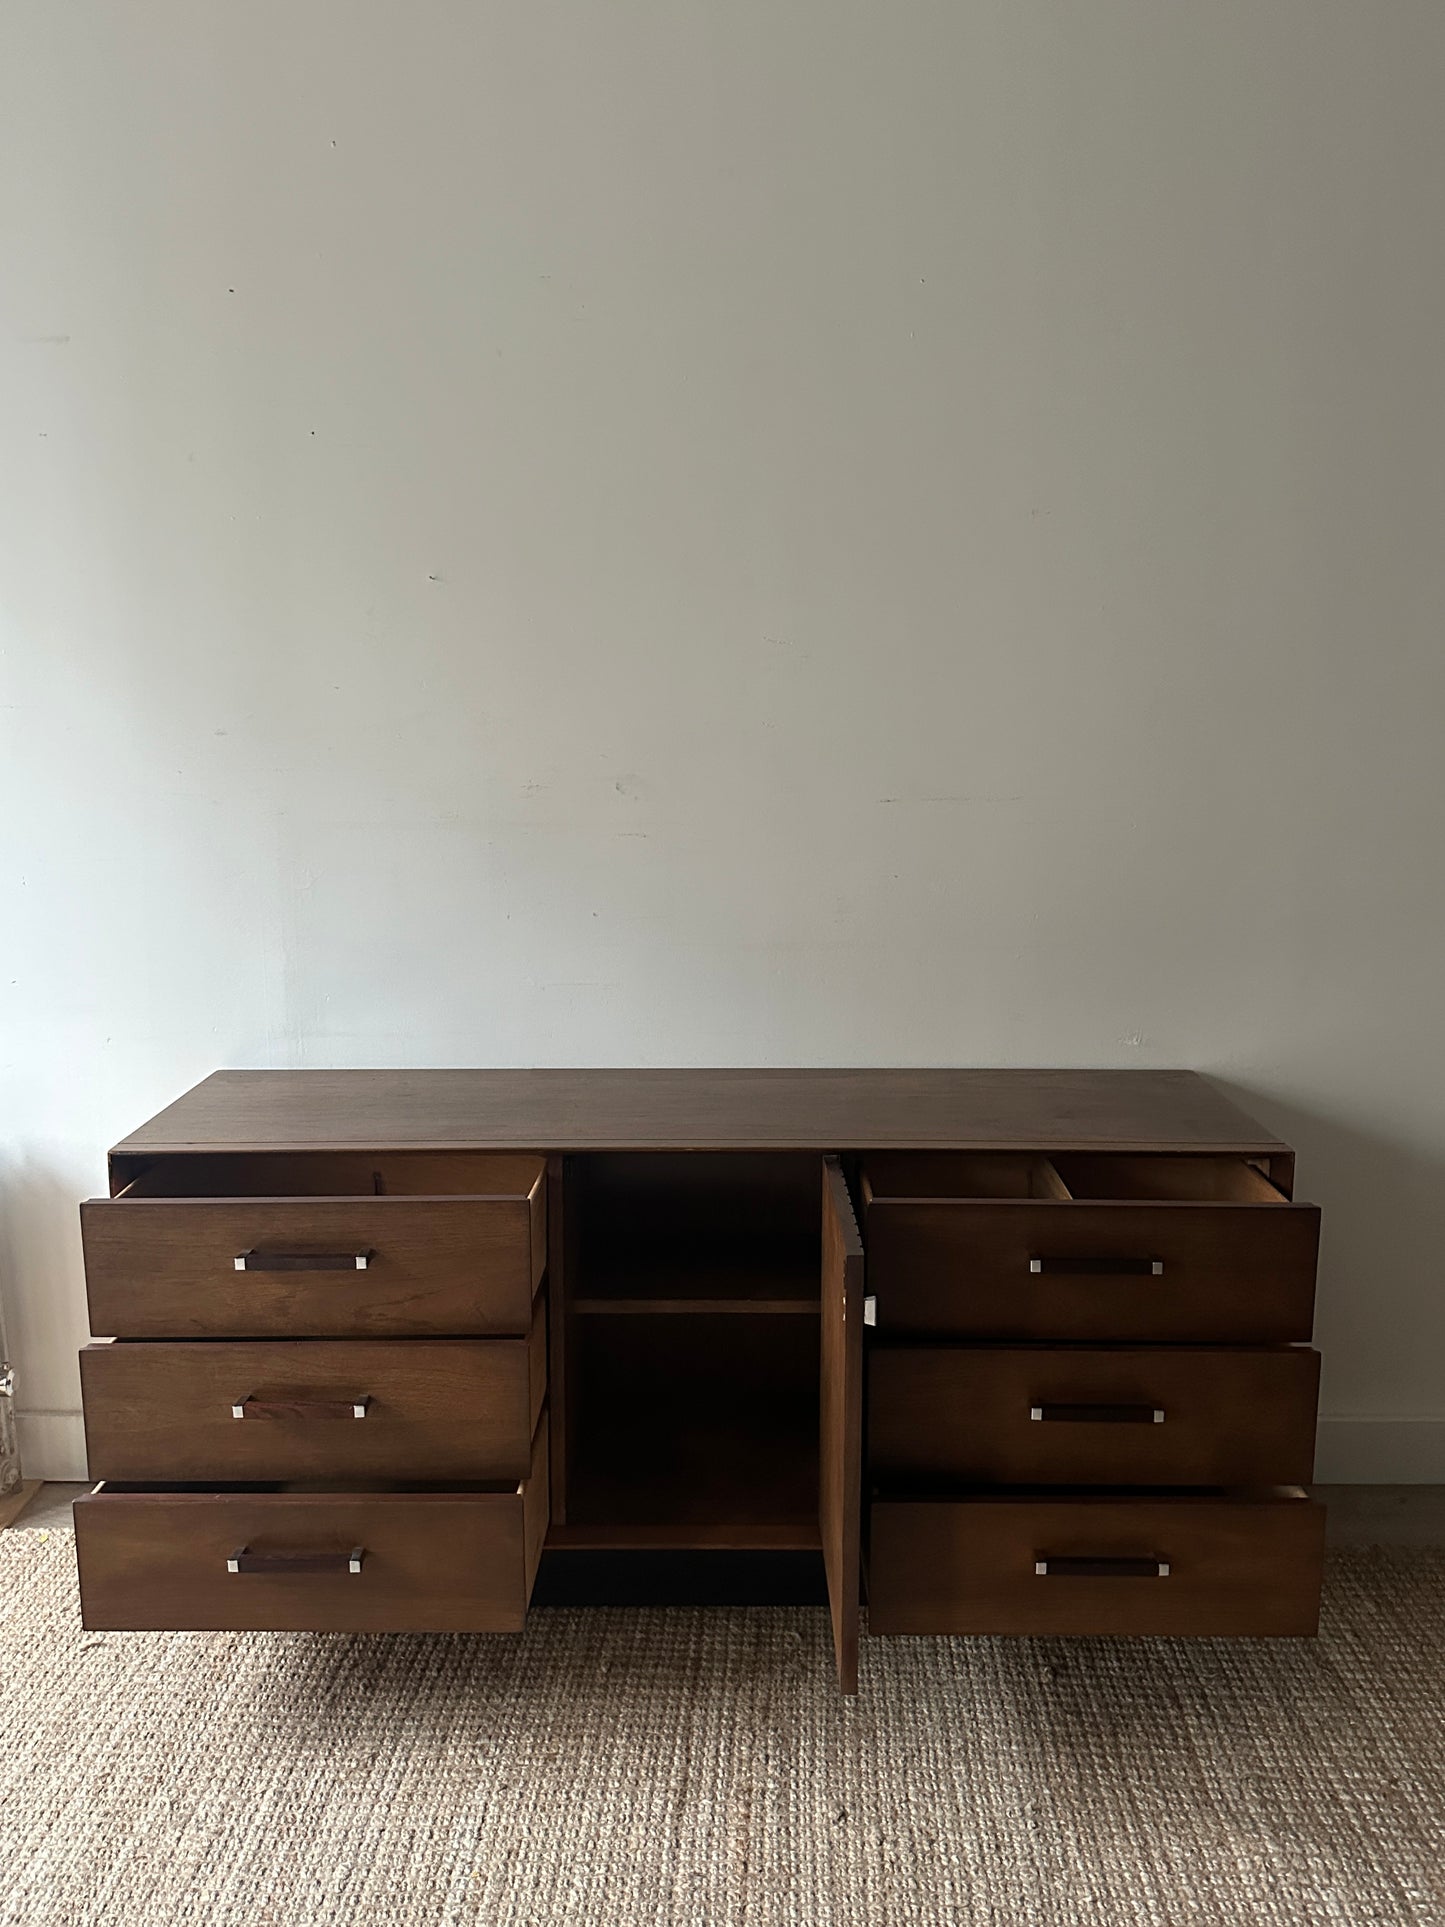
[560,1153,823,1548]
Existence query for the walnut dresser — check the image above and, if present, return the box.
[73,1069,1324,1693]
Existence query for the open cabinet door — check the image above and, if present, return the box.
[820,1155,864,1693]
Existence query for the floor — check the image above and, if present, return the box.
[1315,1483,1445,1544]
[5,1484,90,1532]
[11,1480,1445,1540]
[4,1526,1444,1926]
[0,1482,41,1531]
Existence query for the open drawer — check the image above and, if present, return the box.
[82,1151,546,1338]
[869,1344,1320,1487]
[859,1153,1319,1342]
[75,1419,549,1634]
[868,1488,1325,1637]
[81,1299,546,1484]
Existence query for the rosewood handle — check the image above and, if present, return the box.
[1029,1255,1163,1278]
[230,1395,372,1420]
[1029,1402,1165,1425]
[227,1546,366,1576]
[234,1250,373,1272]
[1034,1556,1171,1579]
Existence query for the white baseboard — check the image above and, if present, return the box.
[11,1408,1445,1488]
[1314,1418,1445,1484]
[15,1411,88,1483]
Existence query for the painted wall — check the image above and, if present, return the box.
[3,3,1443,1479]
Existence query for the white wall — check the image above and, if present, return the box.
[3,3,1443,1481]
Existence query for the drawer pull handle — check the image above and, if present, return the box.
[1034,1556,1171,1579]
[234,1250,372,1272]
[1029,1255,1164,1278]
[1029,1403,1166,1425]
[230,1395,372,1421]
[227,1545,366,1576]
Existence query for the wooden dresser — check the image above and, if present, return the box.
[73,1069,1324,1692]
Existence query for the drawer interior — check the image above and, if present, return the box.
[861,1154,1070,1201]
[1050,1155,1287,1203]
[93,1477,528,1496]
[118,1151,545,1200]
[863,1152,1287,1205]
[870,1481,1313,1503]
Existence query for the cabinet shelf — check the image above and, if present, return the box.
[572,1251,820,1317]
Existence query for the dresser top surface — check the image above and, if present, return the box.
[111,1069,1289,1157]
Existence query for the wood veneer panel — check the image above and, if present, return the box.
[109,1069,1288,1159]
[82,1308,545,1484]
[547,1154,568,1524]
[860,1180,1319,1344]
[546,1518,820,1552]
[83,1189,544,1340]
[870,1346,1321,1487]
[76,1423,549,1634]
[868,1494,1325,1637]
[573,1252,820,1316]
[820,1157,863,1694]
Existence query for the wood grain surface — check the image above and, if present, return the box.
[869,1345,1320,1487]
[83,1188,545,1339]
[861,1174,1319,1343]
[76,1422,549,1633]
[108,1069,1289,1158]
[81,1305,546,1484]
[820,1157,864,1693]
[868,1493,1325,1636]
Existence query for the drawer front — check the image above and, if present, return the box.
[870,1346,1320,1487]
[75,1424,549,1633]
[869,1495,1325,1636]
[81,1303,546,1484]
[863,1200,1319,1342]
[82,1192,546,1339]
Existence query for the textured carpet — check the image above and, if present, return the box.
[1,1531,1443,1926]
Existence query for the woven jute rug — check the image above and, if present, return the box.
[1,1530,1442,1926]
